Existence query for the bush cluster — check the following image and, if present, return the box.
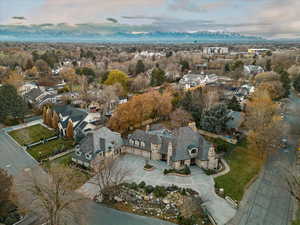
[164,165,191,175]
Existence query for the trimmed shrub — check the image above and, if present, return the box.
[153,186,167,198]
[145,185,154,194]
[138,181,146,189]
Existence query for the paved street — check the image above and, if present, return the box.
[228,92,300,225]
[0,127,174,225]
[0,130,37,176]
[78,154,236,225]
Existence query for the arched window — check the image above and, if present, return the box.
[135,140,139,147]
[140,141,145,148]
[190,148,198,154]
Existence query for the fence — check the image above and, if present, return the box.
[198,129,237,144]
[26,135,59,149]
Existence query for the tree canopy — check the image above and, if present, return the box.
[0,85,27,122]
[200,104,232,134]
[104,70,129,90]
[150,67,166,87]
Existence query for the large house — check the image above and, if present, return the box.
[124,124,219,170]
[244,65,264,76]
[72,124,219,171]
[53,105,101,139]
[23,88,58,108]
[72,127,123,168]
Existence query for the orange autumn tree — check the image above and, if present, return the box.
[66,120,74,139]
[46,108,53,127]
[42,107,47,125]
[52,111,59,130]
[108,90,173,133]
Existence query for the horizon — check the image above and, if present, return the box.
[1,0,300,39]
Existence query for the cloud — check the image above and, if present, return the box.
[26,0,164,24]
[12,16,26,20]
[239,0,300,38]
[167,0,232,12]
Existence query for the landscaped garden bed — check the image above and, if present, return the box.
[103,182,210,225]
[144,163,155,171]
[8,124,56,146]
[164,165,191,176]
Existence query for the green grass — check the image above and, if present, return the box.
[214,141,262,201]
[44,153,91,190]
[27,138,74,161]
[9,124,56,146]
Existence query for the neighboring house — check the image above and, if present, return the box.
[19,82,38,95]
[53,105,101,138]
[124,124,219,170]
[244,65,264,76]
[179,73,231,90]
[72,127,123,168]
[23,88,58,107]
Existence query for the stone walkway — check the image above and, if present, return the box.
[77,154,236,225]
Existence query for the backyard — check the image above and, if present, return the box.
[214,141,263,201]
[8,124,56,146]
[27,138,74,161]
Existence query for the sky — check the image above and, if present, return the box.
[1,0,300,38]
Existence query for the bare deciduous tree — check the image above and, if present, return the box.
[90,156,131,202]
[17,165,86,225]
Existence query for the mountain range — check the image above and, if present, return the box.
[0,23,276,44]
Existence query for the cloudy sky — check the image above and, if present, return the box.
[1,0,300,38]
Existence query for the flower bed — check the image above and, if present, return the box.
[144,164,155,171]
[164,165,191,176]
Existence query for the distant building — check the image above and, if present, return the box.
[248,48,270,55]
[179,73,231,90]
[202,47,229,55]
[244,65,264,76]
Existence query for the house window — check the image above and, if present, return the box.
[129,139,134,145]
[190,148,198,154]
[140,141,145,148]
[76,150,82,156]
[85,153,92,160]
[135,140,139,147]
[180,160,185,166]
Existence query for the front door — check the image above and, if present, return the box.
[161,154,167,161]
[191,158,196,165]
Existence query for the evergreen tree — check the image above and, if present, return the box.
[293,75,300,92]
[200,104,232,134]
[279,70,291,98]
[150,68,166,86]
[228,96,241,112]
[0,85,27,122]
[135,60,145,75]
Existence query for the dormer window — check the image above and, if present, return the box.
[129,139,134,145]
[135,140,139,147]
[76,150,82,156]
[140,141,145,148]
[85,153,92,160]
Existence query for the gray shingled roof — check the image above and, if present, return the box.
[127,126,212,162]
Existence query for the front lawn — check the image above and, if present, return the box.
[214,143,262,201]
[27,138,74,161]
[9,124,56,146]
[43,154,91,190]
